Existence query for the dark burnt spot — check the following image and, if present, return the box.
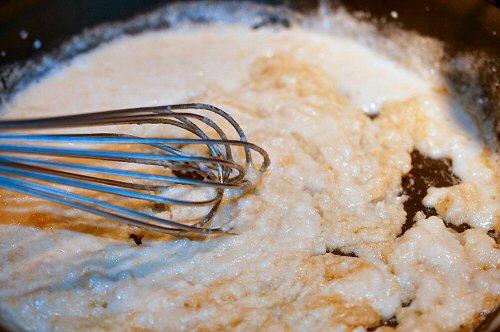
[474,305,500,332]
[172,168,205,181]
[328,248,358,257]
[152,202,167,213]
[368,316,398,331]
[399,150,461,236]
[252,14,291,30]
[366,112,379,120]
[383,316,398,328]
[129,233,142,245]
[488,230,500,244]
[444,221,471,233]
[402,299,413,308]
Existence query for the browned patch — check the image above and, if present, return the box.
[469,295,500,332]
[183,299,202,310]
[340,304,381,328]
[229,317,244,328]
[303,295,380,329]
[323,257,366,281]
[248,53,346,109]
[432,85,450,95]
[28,212,60,229]
[480,148,500,233]
[0,187,181,242]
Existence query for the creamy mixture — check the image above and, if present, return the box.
[0,17,499,332]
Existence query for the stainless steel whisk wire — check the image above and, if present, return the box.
[0,103,270,236]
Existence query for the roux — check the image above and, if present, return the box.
[0,15,498,332]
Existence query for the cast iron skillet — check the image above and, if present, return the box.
[0,1,499,331]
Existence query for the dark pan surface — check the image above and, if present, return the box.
[0,0,499,65]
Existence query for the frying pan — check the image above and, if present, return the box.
[0,0,499,331]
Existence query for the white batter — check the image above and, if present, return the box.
[0,19,498,332]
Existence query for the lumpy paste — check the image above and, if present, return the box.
[0,20,498,331]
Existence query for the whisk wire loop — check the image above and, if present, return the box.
[0,103,270,236]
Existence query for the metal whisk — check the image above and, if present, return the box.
[0,103,270,236]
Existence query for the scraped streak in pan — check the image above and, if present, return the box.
[401,150,464,236]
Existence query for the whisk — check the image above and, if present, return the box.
[0,103,270,236]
